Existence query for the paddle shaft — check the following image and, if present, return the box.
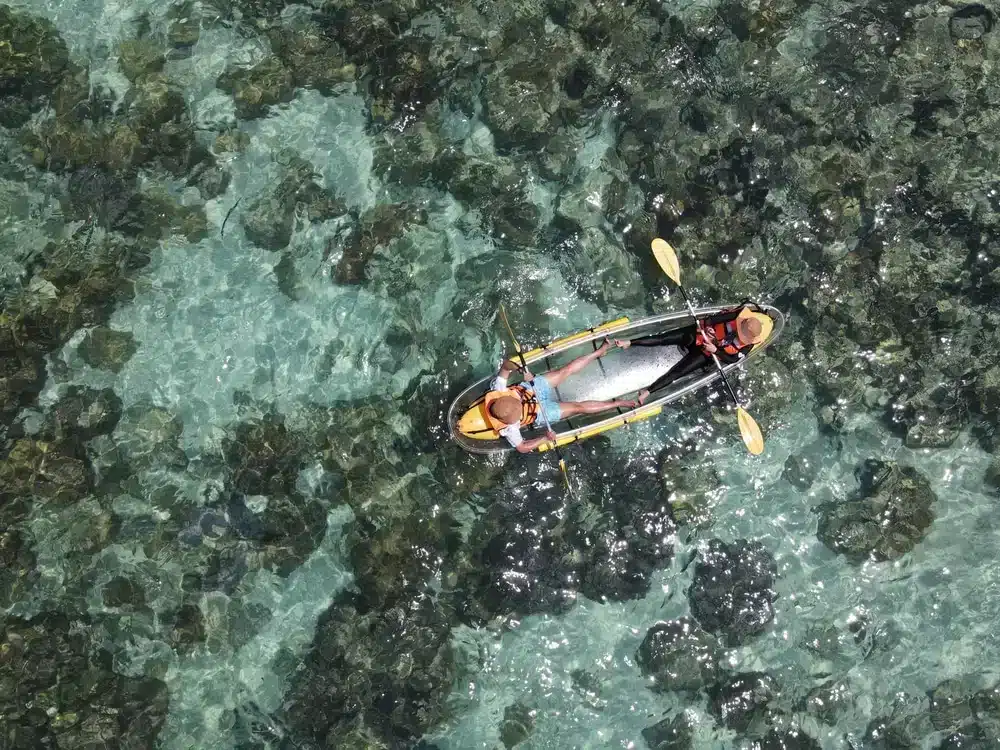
[674,287,743,406]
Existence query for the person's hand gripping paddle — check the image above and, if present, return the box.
[498,304,573,490]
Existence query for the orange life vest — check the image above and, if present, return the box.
[695,319,749,357]
[482,385,539,431]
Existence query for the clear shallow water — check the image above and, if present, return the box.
[427,409,1000,748]
[3,0,1000,748]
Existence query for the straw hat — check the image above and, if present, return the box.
[736,308,772,346]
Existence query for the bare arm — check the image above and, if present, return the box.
[499,358,533,382]
[498,358,519,378]
[515,430,558,453]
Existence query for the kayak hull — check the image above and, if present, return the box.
[447,304,785,455]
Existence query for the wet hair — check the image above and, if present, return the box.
[489,395,522,425]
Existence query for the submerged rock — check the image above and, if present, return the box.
[972,683,1000,730]
[635,617,722,693]
[241,152,345,251]
[0,438,89,502]
[112,402,187,471]
[113,187,209,244]
[802,679,852,725]
[118,39,165,81]
[480,30,580,149]
[755,728,822,750]
[863,699,936,750]
[372,119,441,186]
[937,723,1000,750]
[463,510,578,620]
[641,712,695,750]
[124,73,187,131]
[817,459,936,563]
[0,6,72,126]
[66,167,135,229]
[167,2,200,50]
[334,202,428,284]
[950,5,994,42]
[217,56,295,119]
[253,493,327,576]
[310,0,444,127]
[186,159,231,200]
[282,594,454,746]
[349,513,455,611]
[0,349,47,427]
[0,528,36,608]
[268,16,356,94]
[897,385,965,449]
[214,128,250,154]
[708,671,778,732]
[24,63,209,176]
[78,327,138,373]
[435,148,540,248]
[557,226,645,311]
[930,677,978,731]
[658,443,725,528]
[783,450,820,491]
[847,606,903,656]
[102,575,146,609]
[168,602,205,653]
[570,669,607,711]
[222,414,307,496]
[572,448,677,602]
[499,702,535,749]
[687,538,777,646]
[45,386,122,442]
[0,613,169,747]
[984,458,1000,491]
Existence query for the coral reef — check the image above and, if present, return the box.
[3,0,1000,746]
[708,671,779,733]
[636,617,722,693]
[688,538,778,646]
[0,614,169,747]
[0,7,71,127]
[817,459,936,563]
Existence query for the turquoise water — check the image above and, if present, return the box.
[3,0,1000,747]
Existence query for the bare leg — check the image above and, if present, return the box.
[544,339,613,388]
[559,398,637,419]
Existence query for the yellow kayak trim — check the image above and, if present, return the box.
[520,317,630,361]
[537,404,663,452]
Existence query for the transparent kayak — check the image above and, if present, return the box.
[447,304,785,455]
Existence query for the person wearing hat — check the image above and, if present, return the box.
[486,339,638,452]
[614,305,770,404]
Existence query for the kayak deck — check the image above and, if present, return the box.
[447,304,784,455]
[554,343,685,403]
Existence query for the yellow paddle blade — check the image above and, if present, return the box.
[651,238,682,286]
[737,407,765,455]
[498,303,522,354]
[558,459,573,493]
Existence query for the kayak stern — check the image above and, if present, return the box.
[455,398,500,441]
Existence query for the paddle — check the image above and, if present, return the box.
[498,304,573,489]
[650,238,765,455]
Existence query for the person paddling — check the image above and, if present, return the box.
[615,305,769,404]
[485,340,638,452]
